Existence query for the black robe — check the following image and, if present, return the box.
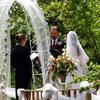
[11,45,32,99]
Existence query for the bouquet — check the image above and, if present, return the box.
[48,50,79,81]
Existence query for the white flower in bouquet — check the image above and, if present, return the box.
[48,55,54,61]
[48,55,55,65]
[71,58,79,66]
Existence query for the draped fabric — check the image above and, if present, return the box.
[0,0,50,99]
[66,31,89,75]
[66,31,89,99]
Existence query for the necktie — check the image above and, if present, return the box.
[52,40,56,49]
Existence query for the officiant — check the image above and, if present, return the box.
[11,33,32,100]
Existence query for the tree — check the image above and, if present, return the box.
[40,0,100,64]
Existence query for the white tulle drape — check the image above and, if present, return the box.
[0,0,50,99]
[0,0,13,99]
[17,0,50,85]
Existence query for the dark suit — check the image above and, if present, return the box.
[50,38,66,58]
[11,45,32,99]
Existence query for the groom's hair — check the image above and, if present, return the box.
[50,26,59,32]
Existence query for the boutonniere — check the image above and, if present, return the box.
[57,41,62,45]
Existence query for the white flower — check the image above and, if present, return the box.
[80,81,90,88]
[57,41,62,45]
[48,55,54,60]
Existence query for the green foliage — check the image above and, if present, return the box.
[8,1,33,48]
[9,0,100,88]
[11,67,15,87]
[8,0,100,63]
[32,75,43,89]
[72,62,100,89]
[40,0,100,64]
[9,1,30,35]
[40,1,66,35]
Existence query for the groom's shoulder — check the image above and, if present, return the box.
[58,37,66,45]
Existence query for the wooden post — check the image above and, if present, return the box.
[32,91,34,100]
[18,89,81,99]
[85,92,91,100]
[36,91,39,100]
[0,90,5,100]
[27,92,31,100]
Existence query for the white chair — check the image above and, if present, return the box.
[92,94,100,100]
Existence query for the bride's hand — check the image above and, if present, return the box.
[48,65,54,72]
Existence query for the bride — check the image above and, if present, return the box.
[66,31,89,83]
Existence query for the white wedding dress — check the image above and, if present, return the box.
[66,31,89,100]
[66,31,89,83]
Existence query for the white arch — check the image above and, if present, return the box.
[0,0,50,99]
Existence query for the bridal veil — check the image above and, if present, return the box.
[66,31,89,75]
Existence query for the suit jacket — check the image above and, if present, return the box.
[11,45,32,89]
[50,38,66,58]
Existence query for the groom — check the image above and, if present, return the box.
[47,26,66,83]
[50,26,66,58]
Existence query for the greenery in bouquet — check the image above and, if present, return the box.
[48,50,79,80]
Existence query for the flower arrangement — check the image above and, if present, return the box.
[48,50,79,81]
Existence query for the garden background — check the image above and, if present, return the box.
[10,0,100,90]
